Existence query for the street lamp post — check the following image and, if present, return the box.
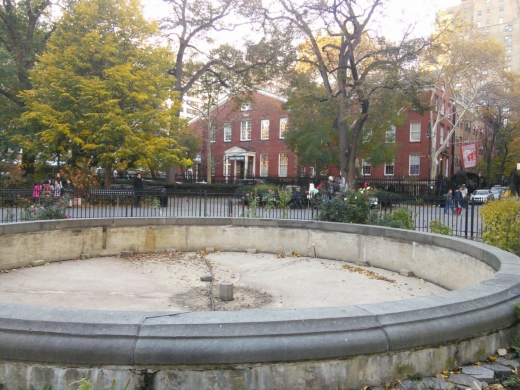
[193,154,201,182]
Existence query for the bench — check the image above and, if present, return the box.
[88,186,167,206]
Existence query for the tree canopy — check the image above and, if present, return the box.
[262,0,430,184]
[21,0,187,187]
[0,0,54,174]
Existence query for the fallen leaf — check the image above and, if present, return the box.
[488,355,497,361]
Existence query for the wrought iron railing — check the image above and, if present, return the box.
[0,188,484,239]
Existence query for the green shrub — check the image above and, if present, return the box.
[429,220,451,235]
[318,190,371,224]
[480,198,520,256]
[367,207,416,230]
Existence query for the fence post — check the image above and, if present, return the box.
[470,201,475,239]
[204,190,208,217]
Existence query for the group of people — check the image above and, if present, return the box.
[444,185,469,214]
[324,175,347,200]
[32,173,74,205]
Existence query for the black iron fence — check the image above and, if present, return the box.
[0,188,484,239]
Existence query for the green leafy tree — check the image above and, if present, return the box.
[21,0,188,188]
[263,0,430,185]
[283,73,338,174]
[0,0,54,175]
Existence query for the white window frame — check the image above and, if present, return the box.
[410,122,421,142]
[224,157,230,177]
[279,117,288,139]
[384,162,395,176]
[409,154,420,176]
[309,166,315,178]
[300,166,306,177]
[506,25,512,32]
[505,35,512,42]
[386,125,396,143]
[210,125,216,143]
[240,120,252,141]
[261,119,270,140]
[224,123,232,142]
[241,101,252,111]
[362,160,371,176]
[260,154,268,177]
[278,153,288,177]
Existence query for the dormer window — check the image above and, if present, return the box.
[241,102,252,111]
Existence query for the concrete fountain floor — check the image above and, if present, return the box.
[0,251,447,311]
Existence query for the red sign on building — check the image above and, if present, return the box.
[460,143,478,169]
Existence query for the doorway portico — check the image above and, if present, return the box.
[224,146,256,182]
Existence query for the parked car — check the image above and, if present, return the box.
[470,189,493,204]
[490,188,504,200]
[236,178,266,186]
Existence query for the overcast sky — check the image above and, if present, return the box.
[143,0,462,44]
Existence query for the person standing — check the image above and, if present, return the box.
[63,179,75,207]
[444,189,455,214]
[53,179,62,197]
[32,182,42,205]
[326,176,335,200]
[133,172,144,207]
[453,187,463,215]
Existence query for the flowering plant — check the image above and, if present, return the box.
[21,195,70,221]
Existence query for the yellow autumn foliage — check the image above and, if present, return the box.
[480,198,520,256]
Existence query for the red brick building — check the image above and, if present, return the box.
[188,90,316,183]
[188,88,455,185]
[360,88,455,181]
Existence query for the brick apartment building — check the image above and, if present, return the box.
[188,90,316,183]
[188,88,459,186]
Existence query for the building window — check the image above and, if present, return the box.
[224,123,232,142]
[440,125,445,145]
[477,21,481,27]
[362,160,371,176]
[309,166,315,178]
[300,166,306,177]
[409,154,420,176]
[279,117,288,139]
[260,154,268,177]
[224,157,230,177]
[506,45,512,52]
[279,153,288,177]
[506,56,512,62]
[210,125,216,143]
[261,119,270,140]
[410,122,421,142]
[499,17,503,23]
[384,162,395,176]
[506,35,512,42]
[499,6,504,13]
[483,28,489,34]
[506,25,512,32]
[477,10,482,17]
[386,125,396,143]
[241,101,252,111]
[240,121,251,141]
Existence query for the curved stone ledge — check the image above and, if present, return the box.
[0,218,519,389]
